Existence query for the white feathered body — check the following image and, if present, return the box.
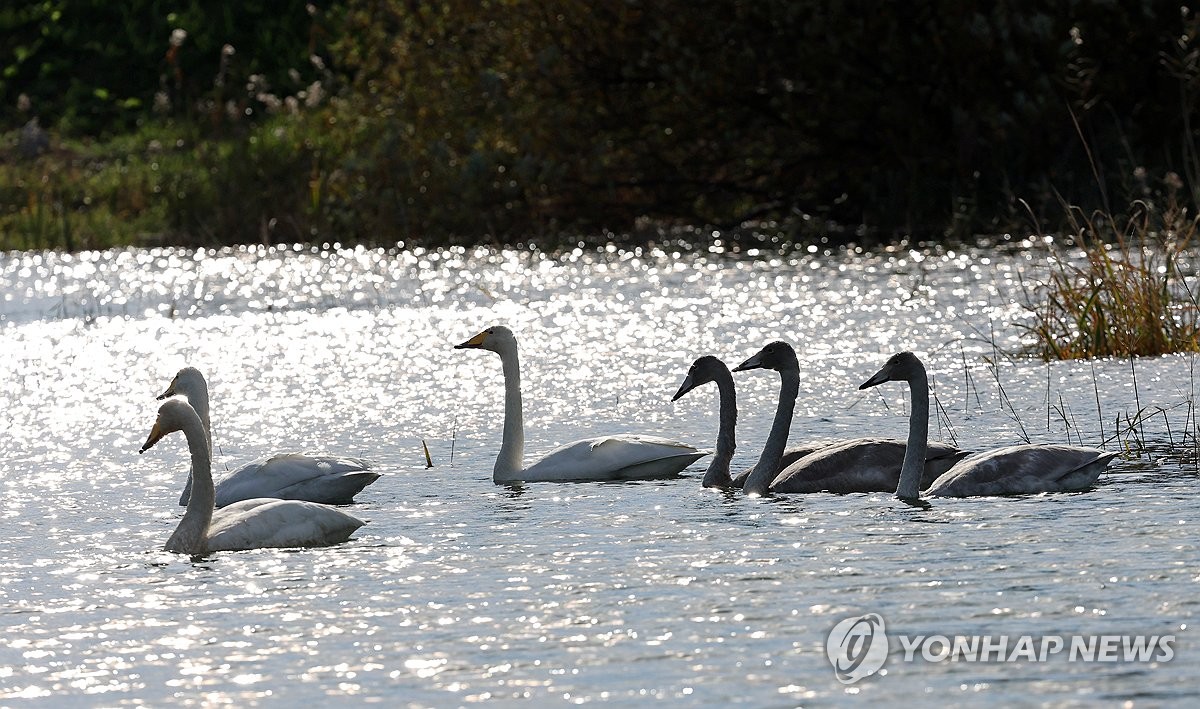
[161,368,379,507]
[193,454,378,507]
[147,399,368,555]
[202,498,366,552]
[456,326,705,484]
[501,435,706,483]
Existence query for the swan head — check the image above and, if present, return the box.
[672,356,729,401]
[732,341,798,373]
[859,351,925,389]
[139,399,201,453]
[158,366,207,401]
[454,325,517,354]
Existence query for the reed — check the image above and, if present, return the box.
[1090,360,1105,446]
[984,352,1031,443]
[1189,353,1200,463]
[1020,196,1200,360]
[927,372,958,446]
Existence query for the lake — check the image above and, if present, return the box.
[0,240,1196,705]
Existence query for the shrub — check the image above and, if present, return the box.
[1021,183,1200,359]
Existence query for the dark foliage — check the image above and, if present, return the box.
[4,1,1200,245]
[322,0,1200,240]
[0,0,325,136]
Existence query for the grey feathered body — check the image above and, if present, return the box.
[768,437,972,493]
[927,445,1116,497]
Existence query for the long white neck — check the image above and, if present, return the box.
[493,341,525,480]
[895,368,930,499]
[744,367,799,495]
[165,412,215,554]
[177,384,213,505]
[702,370,737,488]
[189,383,214,456]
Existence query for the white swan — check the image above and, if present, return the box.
[733,341,970,495]
[859,351,1117,498]
[672,355,832,488]
[140,399,366,554]
[159,367,379,507]
[455,325,707,483]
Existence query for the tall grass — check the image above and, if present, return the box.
[1020,195,1200,360]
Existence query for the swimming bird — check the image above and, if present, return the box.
[455,325,706,483]
[672,355,832,488]
[729,445,828,488]
[140,399,366,554]
[158,367,378,507]
[732,342,970,495]
[859,351,1117,498]
[731,341,804,495]
[766,437,971,494]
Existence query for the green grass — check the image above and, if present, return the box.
[2,126,175,251]
[1020,196,1200,360]
[0,118,327,252]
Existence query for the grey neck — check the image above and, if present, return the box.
[895,369,930,499]
[701,369,737,488]
[744,367,799,495]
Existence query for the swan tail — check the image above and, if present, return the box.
[613,451,708,479]
[274,470,382,505]
[1054,451,1118,490]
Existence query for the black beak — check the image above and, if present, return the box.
[859,368,890,390]
[732,351,764,372]
[672,372,698,401]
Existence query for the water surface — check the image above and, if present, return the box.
[1,242,1196,705]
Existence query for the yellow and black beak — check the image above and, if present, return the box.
[139,420,166,454]
[454,330,489,350]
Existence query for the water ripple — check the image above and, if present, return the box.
[0,244,1196,704]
